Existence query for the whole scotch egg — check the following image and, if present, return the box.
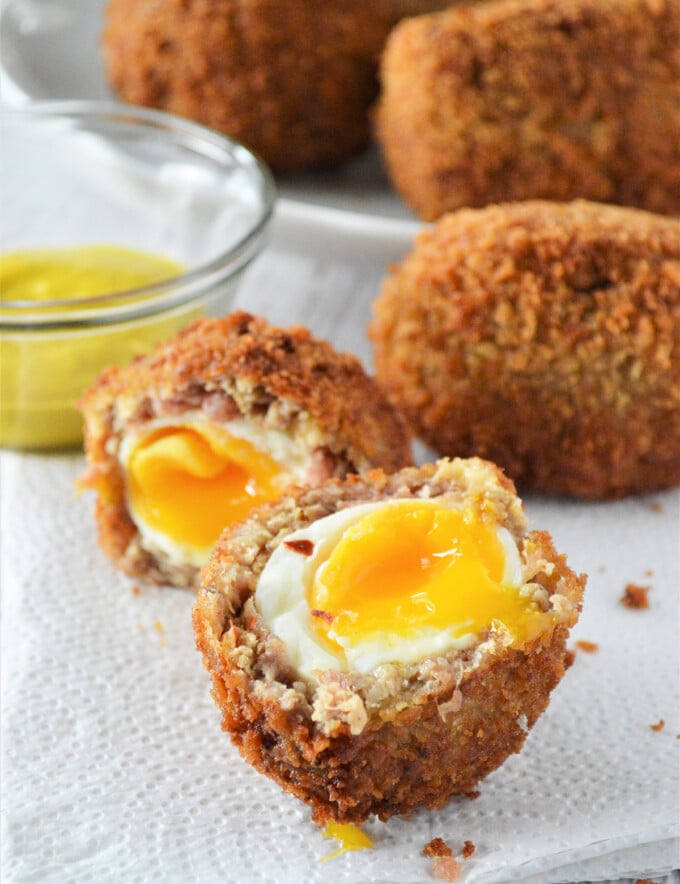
[78,312,411,587]
[194,457,585,824]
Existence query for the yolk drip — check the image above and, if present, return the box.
[320,822,374,862]
[0,245,183,302]
[126,424,292,554]
[309,502,543,651]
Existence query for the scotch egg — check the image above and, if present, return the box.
[194,457,585,825]
[78,312,411,587]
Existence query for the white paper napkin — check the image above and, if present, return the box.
[2,236,679,883]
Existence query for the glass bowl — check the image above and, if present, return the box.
[0,101,276,450]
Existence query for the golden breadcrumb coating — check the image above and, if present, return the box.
[378,1,458,24]
[102,0,392,171]
[375,0,680,220]
[370,200,680,499]
[79,311,412,587]
[194,458,585,824]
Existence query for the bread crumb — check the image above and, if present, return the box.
[423,838,452,858]
[131,585,142,596]
[620,584,650,609]
[650,719,665,732]
[644,568,654,577]
[575,640,599,653]
[462,840,475,859]
[649,501,664,513]
[431,855,462,882]
[154,619,167,647]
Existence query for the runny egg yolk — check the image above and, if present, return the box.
[126,423,293,561]
[309,502,542,656]
[320,822,374,861]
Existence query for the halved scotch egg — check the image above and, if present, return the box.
[194,457,585,824]
[78,312,411,587]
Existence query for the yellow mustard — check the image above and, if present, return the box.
[0,245,189,450]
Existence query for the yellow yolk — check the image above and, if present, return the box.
[126,423,293,559]
[309,502,543,654]
[321,822,374,862]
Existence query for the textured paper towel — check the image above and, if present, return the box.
[2,241,679,883]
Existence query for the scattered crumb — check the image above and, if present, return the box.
[598,564,606,573]
[283,538,315,556]
[620,583,650,609]
[649,501,664,513]
[430,855,462,882]
[636,879,660,884]
[650,719,665,732]
[645,568,654,577]
[462,840,475,859]
[423,838,452,858]
[131,585,142,596]
[154,620,167,647]
[575,640,599,653]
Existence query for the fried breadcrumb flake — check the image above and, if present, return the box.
[620,584,651,609]
[423,837,453,858]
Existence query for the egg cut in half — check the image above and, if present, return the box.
[119,414,310,568]
[78,312,411,588]
[254,497,554,678]
[194,457,585,825]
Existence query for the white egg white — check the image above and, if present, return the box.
[119,411,312,567]
[255,499,523,679]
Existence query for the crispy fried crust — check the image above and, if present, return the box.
[102,0,392,171]
[375,0,680,220]
[370,200,680,499]
[78,311,412,587]
[193,458,585,824]
[377,1,459,24]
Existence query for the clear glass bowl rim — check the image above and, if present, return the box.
[0,100,277,329]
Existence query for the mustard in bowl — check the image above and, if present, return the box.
[0,102,275,450]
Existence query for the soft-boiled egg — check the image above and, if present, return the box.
[119,413,310,567]
[256,498,551,678]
